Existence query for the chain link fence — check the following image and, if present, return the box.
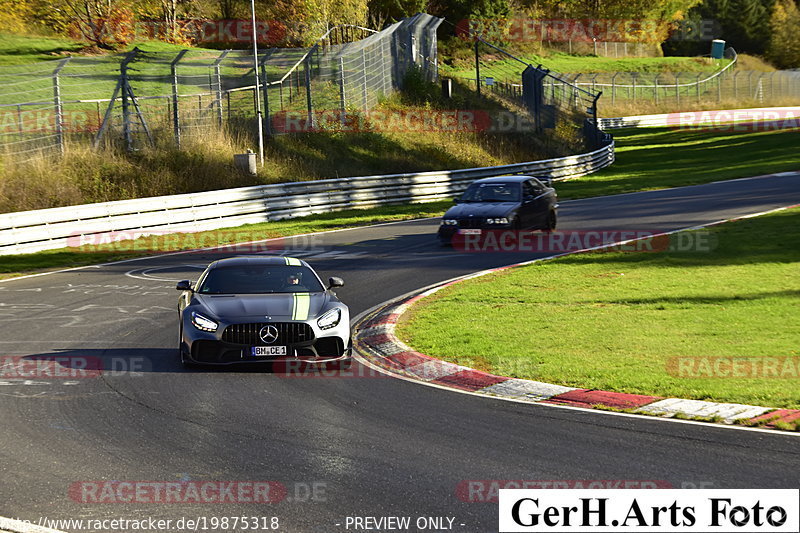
[456,38,606,150]
[543,40,662,58]
[0,13,443,160]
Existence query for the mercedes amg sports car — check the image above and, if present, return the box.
[177,256,351,367]
[437,175,558,245]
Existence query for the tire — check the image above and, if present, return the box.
[544,210,557,231]
[178,325,195,368]
[511,216,521,230]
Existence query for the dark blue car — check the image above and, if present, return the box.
[438,175,558,245]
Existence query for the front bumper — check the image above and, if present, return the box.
[181,316,351,366]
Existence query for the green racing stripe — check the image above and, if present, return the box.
[292,292,311,320]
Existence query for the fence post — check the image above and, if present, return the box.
[475,39,481,97]
[16,104,23,137]
[339,56,346,126]
[632,76,636,102]
[696,73,701,102]
[361,48,368,110]
[120,49,139,153]
[717,73,722,102]
[675,72,680,105]
[260,60,271,137]
[305,49,314,128]
[52,58,70,155]
[654,75,659,105]
[733,71,739,99]
[170,50,187,148]
[213,51,229,128]
[611,73,618,105]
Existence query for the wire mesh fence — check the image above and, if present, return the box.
[462,38,606,149]
[0,13,443,160]
[541,40,662,58]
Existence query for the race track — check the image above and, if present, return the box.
[1,172,799,532]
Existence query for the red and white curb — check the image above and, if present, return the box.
[355,198,800,432]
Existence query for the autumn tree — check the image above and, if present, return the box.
[767,0,800,67]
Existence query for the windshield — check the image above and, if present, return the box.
[197,265,324,294]
[461,183,520,203]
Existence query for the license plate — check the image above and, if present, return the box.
[251,346,287,357]
[459,229,482,235]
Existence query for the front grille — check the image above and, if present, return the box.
[222,322,315,345]
[458,217,483,229]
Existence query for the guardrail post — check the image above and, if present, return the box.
[171,50,187,148]
[52,58,70,155]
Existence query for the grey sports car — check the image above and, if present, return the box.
[177,256,351,368]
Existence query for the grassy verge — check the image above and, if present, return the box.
[0,201,451,279]
[396,208,800,409]
[557,126,800,200]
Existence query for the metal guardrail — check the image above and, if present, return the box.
[0,140,614,255]
[598,106,800,129]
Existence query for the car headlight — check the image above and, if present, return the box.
[486,217,509,225]
[317,308,342,330]
[191,312,218,332]
[441,219,458,226]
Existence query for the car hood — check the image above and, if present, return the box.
[444,202,517,219]
[194,292,330,320]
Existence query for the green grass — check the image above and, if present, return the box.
[557,127,800,200]
[440,53,730,82]
[0,201,451,278]
[396,208,800,409]
[0,33,85,64]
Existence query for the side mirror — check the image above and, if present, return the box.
[176,280,193,291]
[453,197,461,204]
[328,277,344,289]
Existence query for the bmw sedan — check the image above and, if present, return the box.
[437,175,558,245]
[177,256,351,368]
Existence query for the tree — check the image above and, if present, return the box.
[60,0,135,49]
[0,0,31,33]
[767,0,800,68]
[367,0,427,22]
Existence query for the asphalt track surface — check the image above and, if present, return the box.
[1,173,799,532]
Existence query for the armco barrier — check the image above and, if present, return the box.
[0,140,614,255]
[598,106,800,129]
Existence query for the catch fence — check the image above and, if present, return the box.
[0,13,443,160]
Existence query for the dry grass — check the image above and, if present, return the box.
[0,108,559,213]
